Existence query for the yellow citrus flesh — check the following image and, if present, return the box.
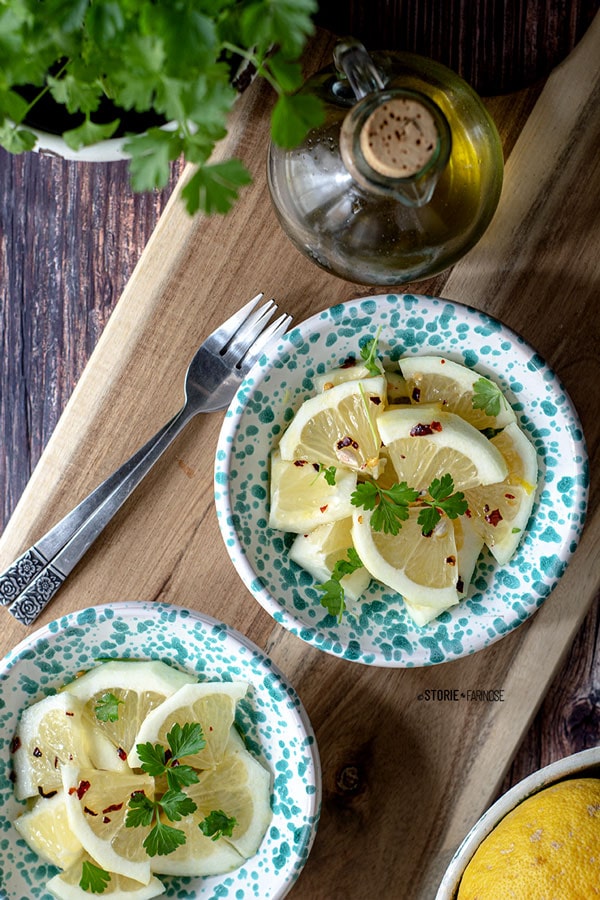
[400,354,517,430]
[464,422,538,565]
[47,853,166,899]
[458,778,600,899]
[14,790,83,869]
[61,765,155,884]
[128,682,248,771]
[12,692,93,801]
[377,408,508,491]
[278,376,386,476]
[153,749,272,875]
[289,517,371,604]
[65,660,196,756]
[351,507,460,610]
[268,448,357,533]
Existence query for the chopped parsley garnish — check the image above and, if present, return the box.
[359,327,382,376]
[199,809,238,841]
[351,474,468,536]
[94,692,124,723]
[317,548,364,622]
[472,377,507,418]
[79,859,111,893]
[126,722,231,857]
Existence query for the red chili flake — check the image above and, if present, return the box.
[312,463,320,471]
[84,806,98,816]
[293,460,307,467]
[103,803,124,814]
[465,509,472,518]
[209,726,214,732]
[504,492,516,500]
[10,736,21,754]
[341,356,357,369]
[65,711,75,717]
[117,747,127,761]
[410,422,437,436]
[445,556,457,566]
[411,387,421,402]
[164,749,173,763]
[9,770,16,783]
[103,816,111,823]
[485,509,504,527]
[337,436,359,450]
[76,780,91,800]
[370,396,382,405]
[38,786,58,798]
[440,359,446,364]
[54,756,59,769]
[320,505,328,513]
[457,576,465,593]
[33,747,43,758]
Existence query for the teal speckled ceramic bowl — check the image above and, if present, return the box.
[0,602,321,900]
[215,294,588,667]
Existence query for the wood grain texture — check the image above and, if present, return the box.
[0,11,599,899]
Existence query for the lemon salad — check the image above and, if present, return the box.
[270,339,538,626]
[11,660,272,899]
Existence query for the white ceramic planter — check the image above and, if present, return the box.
[29,125,132,161]
[435,745,600,899]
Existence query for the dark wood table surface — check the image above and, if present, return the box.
[0,0,599,873]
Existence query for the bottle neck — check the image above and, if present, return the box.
[339,88,452,207]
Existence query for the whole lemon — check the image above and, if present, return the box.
[457,777,600,899]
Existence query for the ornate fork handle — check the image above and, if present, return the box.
[0,410,187,625]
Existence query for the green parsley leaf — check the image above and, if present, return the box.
[159,789,198,822]
[271,92,325,149]
[0,122,36,153]
[180,159,253,216]
[199,809,237,841]
[79,859,111,894]
[316,548,364,623]
[125,791,155,828]
[311,463,337,486]
[144,819,187,857]
[167,722,206,760]
[360,327,382,376]
[124,127,183,192]
[353,476,467,536]
[62,116,120,151]
[94,692,124,723]
[135,740,167,777]
[317,578,345,622]
[351,481,419,535]
[472,377,507,418]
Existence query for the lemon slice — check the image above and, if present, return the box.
[153,749,272,875]
[289,517,371,603]
[377,408,508,490]
[278,376,386,476]
[402,517,484,626]
[312,358,384,391]
[128,682,248,771]
[14,790,83,869]
[400,355,517,430]
[65,660,196,756]
[351,507,460,609]
[268,448,357,532]
[464,421,538,564]
[12,691,93,801]
[61,765,155,884]
[47,853,166,899]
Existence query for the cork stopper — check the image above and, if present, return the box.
[359,97,439,178]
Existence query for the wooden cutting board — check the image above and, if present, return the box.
[1,18,599,898]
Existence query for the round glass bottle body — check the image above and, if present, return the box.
[267,47,504,285]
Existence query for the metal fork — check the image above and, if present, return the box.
[0,293,291,626]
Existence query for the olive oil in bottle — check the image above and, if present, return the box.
[267,39,503,285]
